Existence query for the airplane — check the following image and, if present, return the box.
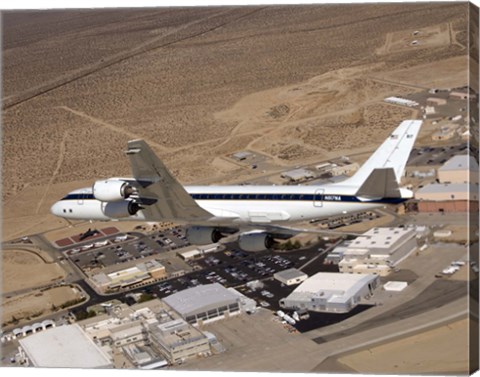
[50,120,422,252]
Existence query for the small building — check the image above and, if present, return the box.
[338,227,417,276]
[450,90,470,100]
[383,281,408,292]
[330,163,359,177]
[274,268,308,286]
[279,272,379,313]
[281,168,315,182]
[425,106,436,115]
[231,151,253,161]
[384,97,419,107]
[437,155,479,184]
[177,244,220,261]
[19,324,113,368]
[163,283,242,325]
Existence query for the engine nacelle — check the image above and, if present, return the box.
[102,201,141,219]
[186,226,223,245]
[238,232,273,252]
[93,179,134,202]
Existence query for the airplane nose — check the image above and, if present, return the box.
[50,201,62,216]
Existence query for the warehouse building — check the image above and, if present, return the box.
[279,272,378,313]
[281,168,315,182]
[91,259,166,291]
[437,155,479,184]
[18,324,113,368]
[337,227,417,276]
[384,96,419,107]
[415,182,479,212]
[274,268,308,286]
[330,163,359,177]
[163,283,244,325]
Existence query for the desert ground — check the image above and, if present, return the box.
[336,318,469,374]
[1,3,473,373]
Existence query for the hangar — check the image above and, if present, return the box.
[279,272,378,313]
[163,283,243,325]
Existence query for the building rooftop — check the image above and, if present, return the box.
[416,183,478,201]
[163,283,238,316]
[274,268,307,281]
[439,155,479,172]
[288,272,377,304]
[19,324,112,368]
[345,227,414,253]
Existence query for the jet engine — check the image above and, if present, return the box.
[93,179,134,202]
[186,226,224,245]
[102,200,142,219]
[238,232,274,252]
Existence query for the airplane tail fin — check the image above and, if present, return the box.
[341,120,422,197]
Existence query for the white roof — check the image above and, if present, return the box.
[288,272,377,304]
[19,324,112,368]
[274,268,307,281]
[439,155,479,172]
[163,283,238,316]
[383,281,408,291]
[345,227,414,253]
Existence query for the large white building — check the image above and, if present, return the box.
[280,272,379,313]
[337,227,417,276]
[163,283,252,325]
[18,324,112,368]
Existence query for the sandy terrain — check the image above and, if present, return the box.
[1,286,83,326]
[337,319,469,374]
[1,249,65,293]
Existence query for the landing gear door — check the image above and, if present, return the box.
[314,188,324,207]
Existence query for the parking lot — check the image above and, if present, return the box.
[407,143,468,167]
[67,226,190,272]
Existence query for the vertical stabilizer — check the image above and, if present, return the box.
[342,120,422,187]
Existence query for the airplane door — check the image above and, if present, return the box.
[314,188,324,207]
[77,191,85,205]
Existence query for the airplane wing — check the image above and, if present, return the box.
[125,140,213,222]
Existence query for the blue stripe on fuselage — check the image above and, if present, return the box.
[61,193,406,204]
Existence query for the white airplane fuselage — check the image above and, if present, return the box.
[51,181,409,224]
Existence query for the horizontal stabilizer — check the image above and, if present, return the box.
[356,168,401,198]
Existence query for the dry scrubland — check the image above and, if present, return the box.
[2,249,65,293]
[2,3,468,211]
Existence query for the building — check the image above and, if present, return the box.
[274,268,308,286]
[163,283,243,325]
[330,163,359,177]
[281,168,315,182]
[79,299,213,367]
[337,227,417,276]
[148,319,210,364]
[18,324,113,368]
[279,272,379,313]
[231,151,253,161]
[383,281,408,292]
[384,96,419,107]
[177,244,221,261]
[91,259,166,291]
[415,183,479,212]
[437,155,479,184]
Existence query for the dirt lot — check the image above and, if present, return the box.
[1,286,83,326]
[336,319,469,374]
[1,249,65,293]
